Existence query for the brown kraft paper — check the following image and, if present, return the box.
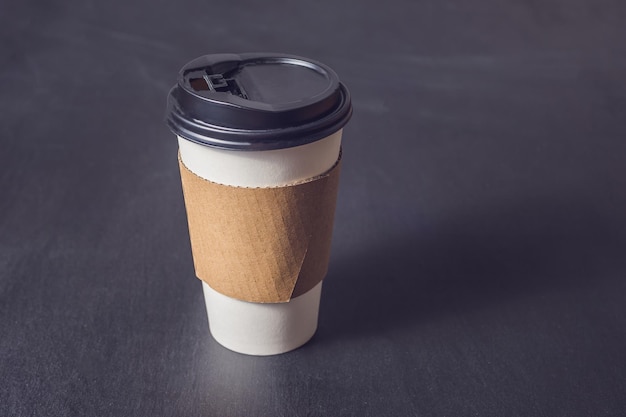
[178,155,341,303]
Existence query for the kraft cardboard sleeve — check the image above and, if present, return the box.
[178,154,342,303]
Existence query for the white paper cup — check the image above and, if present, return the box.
[166,53,351,355]
[178,131,341,355]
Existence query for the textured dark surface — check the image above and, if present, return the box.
[2,0,626,416]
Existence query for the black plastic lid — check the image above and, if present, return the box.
[165,53,352,150]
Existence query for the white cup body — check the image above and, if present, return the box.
[178,131,342,355]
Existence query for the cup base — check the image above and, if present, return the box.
[201,281,322,356]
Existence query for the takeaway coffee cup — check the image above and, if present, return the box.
[165,53,352,355]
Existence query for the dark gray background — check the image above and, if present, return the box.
[2,0,626,415]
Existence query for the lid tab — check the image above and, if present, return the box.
[189,72,249,99]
